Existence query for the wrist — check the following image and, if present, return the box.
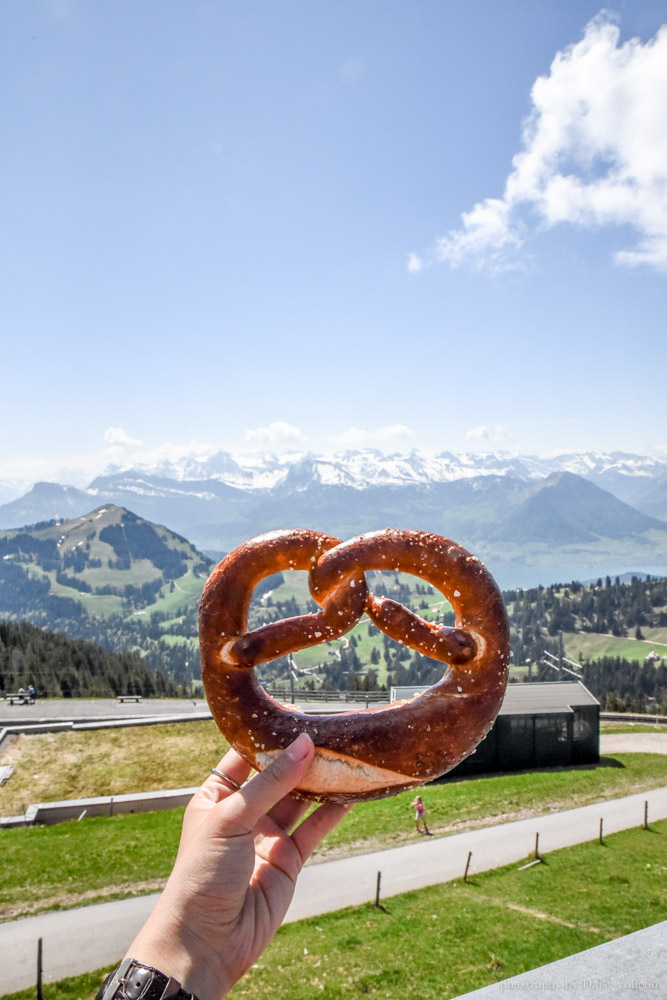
[127,917,232,1000]
[97,958,203,1000]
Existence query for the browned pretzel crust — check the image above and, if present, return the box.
[200,528,510,802]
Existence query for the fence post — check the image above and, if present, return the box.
[109,796,114,817]
[36,937,44,1000]
[534,832,540,859]
[375,870,382,907]
[644,801,649,830]
[599,818,603,844]
[463,851,472,882]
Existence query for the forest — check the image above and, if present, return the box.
[273,573,667,714]
[0,620,183,698]
[1,572,666,710]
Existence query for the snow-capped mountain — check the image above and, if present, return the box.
[2,449,667,588]
[79,447,667,493]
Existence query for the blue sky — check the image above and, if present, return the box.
[2,0,667,491]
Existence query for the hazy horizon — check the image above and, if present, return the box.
[2,1,666,494]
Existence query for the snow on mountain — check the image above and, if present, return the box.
[91,448,667,493]
[548,451,667,478]
[4,451,667,587]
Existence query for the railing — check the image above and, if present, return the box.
[263,688,389,703]
[600,711,667,726]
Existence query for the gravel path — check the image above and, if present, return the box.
[600,733,667,755]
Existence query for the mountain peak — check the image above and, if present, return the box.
[492,471,664,545]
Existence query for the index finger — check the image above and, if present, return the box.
[221,733,315,835]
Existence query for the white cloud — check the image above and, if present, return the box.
[328,424,413,446]
[244,421,304,446]
[407,252,424,273]
[436,199,525,272]
[492,425,511,443]
[0,437,219,492]
[103,427,142,448]
[430,15,667,273]
[465,425,510,443]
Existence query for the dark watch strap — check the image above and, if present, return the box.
[96,958,199,1000]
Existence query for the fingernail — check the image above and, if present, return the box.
[287,732,313,762]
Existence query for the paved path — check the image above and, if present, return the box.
[0,697,210,724]
[0,697,358,727]
[600,733,667,754]
[2,785,666,995]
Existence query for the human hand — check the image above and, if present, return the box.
[125,733,349,999]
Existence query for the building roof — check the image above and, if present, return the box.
[390,680,599,715]
[500,680,599,715]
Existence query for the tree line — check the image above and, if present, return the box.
[0,620,184,699]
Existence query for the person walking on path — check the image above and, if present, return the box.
[411,794,432,835]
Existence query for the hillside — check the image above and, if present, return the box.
[0,506,211,680]
[6,468,667,587]
[2,505,667,711]
[256,569,667,713]
[0,620,182,698]
[489,472,664,544]
[3,463,667,587]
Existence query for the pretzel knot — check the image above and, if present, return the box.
[200,528,510,803]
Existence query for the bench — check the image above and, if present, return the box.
[6,693,35,705]
[117,695,143,703]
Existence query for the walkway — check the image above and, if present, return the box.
[1,785,666,995]
[600,733,667,755]
[0,697,210,724]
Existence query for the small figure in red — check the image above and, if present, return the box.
[411,794,432,835]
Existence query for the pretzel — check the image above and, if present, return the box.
[199,528,509,802]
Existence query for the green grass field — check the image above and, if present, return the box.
[563,629,667,665]
[143,569,206,617]
[600,721,667,733]
[0,721,230,816]
[267,570,667,676]
[5,821,666,1000]
[263,571,455,681]
[1,748,665,921]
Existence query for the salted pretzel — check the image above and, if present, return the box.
[199,528,510,802]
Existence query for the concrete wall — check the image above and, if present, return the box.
[2,786,198,828]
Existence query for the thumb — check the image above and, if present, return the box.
[222,733,315,834]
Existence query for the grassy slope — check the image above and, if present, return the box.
[3,507,209,624]
[5,822,666,1000]
[564,628,667,664]
[0,721,229,815]
[231,822,667,1000]
[600,721,667,733]
[3,720,666,827]
[261,571,667,675]
[266,570,453,681]
[1,741,665,920]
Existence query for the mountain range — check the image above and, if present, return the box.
[2,449,667,587]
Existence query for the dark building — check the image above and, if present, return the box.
[390,681,600,776]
